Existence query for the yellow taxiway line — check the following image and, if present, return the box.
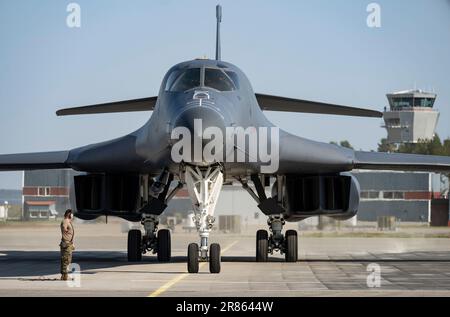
[148,240,238,297]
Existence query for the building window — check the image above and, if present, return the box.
[368,191,380,199]
[362,191,406,201]
[383,192,394,199]
[38,187,51,197]
[414,98,435,108]
[361,191,381,200]
[394,192,404,199]
[386,118,400,127]
[392,97,413,109]
[382,191,405,200]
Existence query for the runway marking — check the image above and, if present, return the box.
[148,240,238,297]
[136,280,324,284]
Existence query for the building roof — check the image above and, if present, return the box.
[387,89,437,99]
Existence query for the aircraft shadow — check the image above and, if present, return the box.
[0,250,449,278]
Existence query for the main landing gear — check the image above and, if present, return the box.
[127,215,171,262]
[185,166,224,274]
[237,175,298,263]
[256,215,298,262]
[127,170,184,262]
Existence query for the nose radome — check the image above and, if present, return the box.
[171,107,229,164]
[173,106,227,137]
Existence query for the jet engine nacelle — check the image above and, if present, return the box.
[276,173,360,222]
[73,173,142,221]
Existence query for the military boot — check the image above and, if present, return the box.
[61,273,68,281]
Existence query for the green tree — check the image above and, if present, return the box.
[443,139,450,156]
[380,135,450,186]
[397,134,447,156]
[330,140,354,149]
[377,138,397,153]
[339,140,354,149]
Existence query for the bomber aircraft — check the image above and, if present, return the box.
[1,5,450,273]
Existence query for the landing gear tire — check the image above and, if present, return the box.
[209,243,221,274]
[157,229,171,262]
[285,230,298,262]
[127,229,142,262]
[256,230,269,262]
[187,243,199,273]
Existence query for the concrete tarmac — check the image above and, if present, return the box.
[1,222,450,297]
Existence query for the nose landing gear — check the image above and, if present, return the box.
[185,166,224,274]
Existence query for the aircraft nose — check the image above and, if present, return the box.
[173,106,227,139]
[170,106,229,164]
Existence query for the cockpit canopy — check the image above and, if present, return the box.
[165,67,239,92]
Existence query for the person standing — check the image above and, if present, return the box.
[60,209,75,281]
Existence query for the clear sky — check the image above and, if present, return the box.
[0,0,449,189]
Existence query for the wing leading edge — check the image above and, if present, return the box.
[56,97,158,116]
[353,151,450,172]
[1,150,449,174]
[255,93,382,118]
[0,151,70,171]
[57,94,380,118]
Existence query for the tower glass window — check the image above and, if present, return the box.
[392,97,413,109]
[414,98,435,108]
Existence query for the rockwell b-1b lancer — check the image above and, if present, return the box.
[1,5,450,273]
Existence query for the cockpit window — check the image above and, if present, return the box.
[225,71,240,89]
[169,68,201,92]
[204,68,236,91]
[165,70,181,91]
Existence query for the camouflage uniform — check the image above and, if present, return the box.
[60,218,75,276]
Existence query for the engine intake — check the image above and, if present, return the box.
[281,173,360,221]
[74,173,141,220]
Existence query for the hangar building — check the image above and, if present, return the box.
[353,171,448,224]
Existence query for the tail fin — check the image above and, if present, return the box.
[215,5,222,61]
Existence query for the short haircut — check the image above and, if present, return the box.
[64,209,73,219]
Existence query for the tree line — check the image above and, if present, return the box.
[331,135,450,156]
[377,135,450,156]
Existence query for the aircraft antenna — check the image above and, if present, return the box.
[215,4,222,61]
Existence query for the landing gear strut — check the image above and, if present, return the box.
[185,166,224,273]
[256,215,298,262]
[237,175,298,263]
[127,215,171,262]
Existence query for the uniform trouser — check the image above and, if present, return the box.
[60,245,73,274]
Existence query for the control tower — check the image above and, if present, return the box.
[383,89,439,144]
